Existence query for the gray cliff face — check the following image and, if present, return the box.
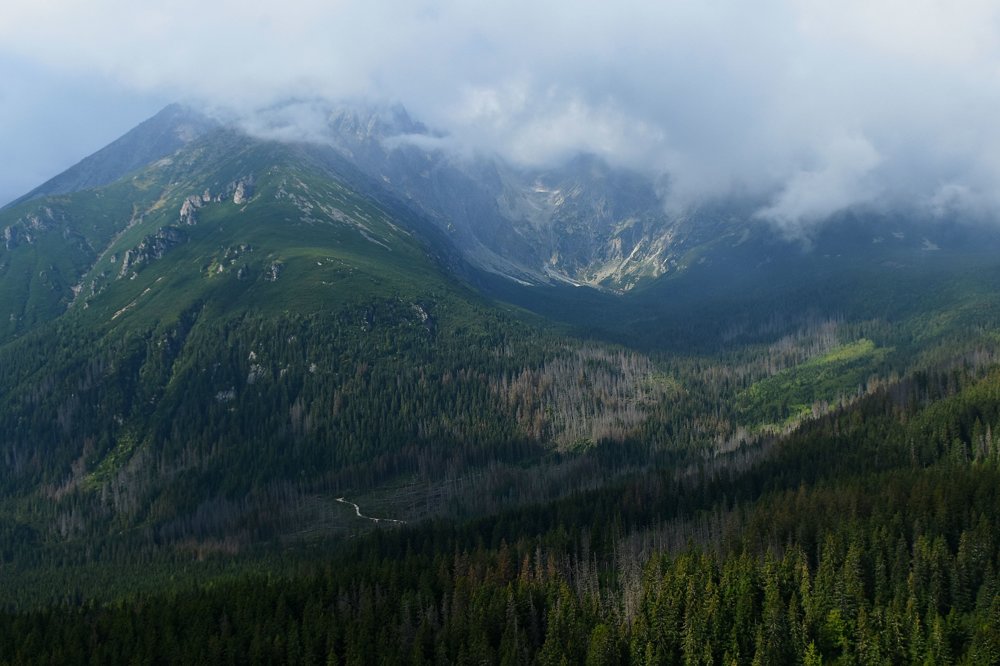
[319,106,705,290]
[507,156,682,290]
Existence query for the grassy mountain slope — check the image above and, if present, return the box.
[0,122,691,559]
[5,106,1000,663]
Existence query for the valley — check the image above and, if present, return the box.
[1,104,1000,662]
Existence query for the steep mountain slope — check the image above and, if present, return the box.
[0,114,688,554]
[7,103,1000,640]
[306,103,1000,307]
[318,105,716,290]
[0,125,434,341]
[3,104,216,209]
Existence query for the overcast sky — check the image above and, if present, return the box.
[3,1,1000,233]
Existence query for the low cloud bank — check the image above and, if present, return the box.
[4,0,1000,232]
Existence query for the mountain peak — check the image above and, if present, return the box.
[326,101,426,139]
[3,104,217,210]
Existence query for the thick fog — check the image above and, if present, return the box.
[3,0,1000,233]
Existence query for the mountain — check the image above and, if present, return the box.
[0,106,691,558]
[3,104,217,210]
[4,103,1000,545]
[5,103,1000,663]
[315,104,720,290]
[294,102,1000,309]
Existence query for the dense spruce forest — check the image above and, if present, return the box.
[3,102,1000,664]
[5,258,1000,663]
[4,357,1000,663]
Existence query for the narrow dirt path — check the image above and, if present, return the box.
[336,497,406,525]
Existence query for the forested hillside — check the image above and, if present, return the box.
[4,105,1000,663]
[5,355,1000,663]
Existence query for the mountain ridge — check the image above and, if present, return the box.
[4,101,1000,554]
[0,110,691,556]
[3,104,217,211]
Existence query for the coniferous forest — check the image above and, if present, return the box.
[3,92,1000,664]
[5,358,1000,663]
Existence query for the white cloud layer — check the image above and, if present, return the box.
[3,0,1000,232]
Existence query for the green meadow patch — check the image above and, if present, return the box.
[738,338,889,428]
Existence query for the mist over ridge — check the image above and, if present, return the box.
[4,0,1000,234]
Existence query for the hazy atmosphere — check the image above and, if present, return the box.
[8,3,1000,660]
[4,0,1000,232]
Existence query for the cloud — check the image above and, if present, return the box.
[3,0,1000,231]
[755,133,882,238]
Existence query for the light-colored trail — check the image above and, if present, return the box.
[336,497,406,525]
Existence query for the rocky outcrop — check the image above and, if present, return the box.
[179,196,202,225]
[2,207,61,249]
[232,177,254,205]
[319,106,695,291]
[119,226,187,278]
[178,175,253,224]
